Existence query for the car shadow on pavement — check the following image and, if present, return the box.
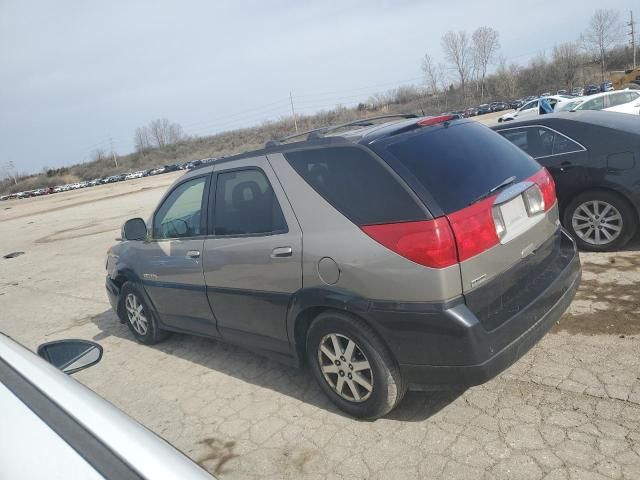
[90,310,462,422]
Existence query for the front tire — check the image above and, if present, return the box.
[563,190,638,251]
[119,282,169,345]
[306,311,406,419]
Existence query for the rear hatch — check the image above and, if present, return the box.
[370,119,562,328]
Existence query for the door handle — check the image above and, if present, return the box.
[271,246,293,258]
[186,250,201,259]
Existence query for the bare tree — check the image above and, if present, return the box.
[553,42,581,88]
[472,26,500,101]
[492,56,520,98]
[91,148,107,163]
[441,30,472,96]
[422,53,445,95]
[134,126,152,153]
[582,9,622,81]
[136,118,185,150]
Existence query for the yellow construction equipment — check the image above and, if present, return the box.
[610,67,640,90]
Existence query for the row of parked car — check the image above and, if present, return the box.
[453,81,619,119]
[0,159,214,201]
[497,88,640,123]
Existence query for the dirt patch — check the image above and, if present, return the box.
[553,277,640,335]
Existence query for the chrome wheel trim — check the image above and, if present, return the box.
[572,200,623,246]
[125,293,149,335]
[317,333,373,403]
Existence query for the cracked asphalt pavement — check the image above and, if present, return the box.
[1,174,639,479]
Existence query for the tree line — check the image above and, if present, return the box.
[421,8,629,104]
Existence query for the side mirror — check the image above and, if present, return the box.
[37,340,103,375]
[122,218,147,241]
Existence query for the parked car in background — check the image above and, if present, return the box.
[600,81,614,92]
[0,333,215,479]
[557,89,568,95]
[584,85,600,95]
[554,90,640,115]
[464,107,479,117]
[493,111,640,251]
[477,104,492,115]
[149,167,166,175]
[540,92,551,97]
[498,95,571,123]
[571,87,584,97]
[107,114,580,419]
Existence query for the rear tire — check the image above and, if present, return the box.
[119,282,169,345]
[563,190,638,251]
[306,311,406,419]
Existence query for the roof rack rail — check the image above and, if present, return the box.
[265,113,418,147]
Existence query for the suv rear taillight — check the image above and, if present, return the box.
[447,196,500,262]
[530,168,556,211]
[361,218,458,268]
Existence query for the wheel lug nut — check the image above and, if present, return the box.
[348,373,352,379]
[335,360,341,366]
[339,371,345,376]
[349,364,353,370]
[340,356,345,361]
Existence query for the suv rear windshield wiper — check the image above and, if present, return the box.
[468,176,517,206]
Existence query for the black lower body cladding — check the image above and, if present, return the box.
[365,229,581,390]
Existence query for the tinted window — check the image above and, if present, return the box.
[154,177,206,239]
[521,100,538,111]
[214,169,287,235]
[499,126,583,158]
[381,122,540,214]
[285,147,426,225]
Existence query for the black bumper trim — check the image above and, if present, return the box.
[400,259,581,390]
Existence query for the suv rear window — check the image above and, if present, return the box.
[378,122,541,214]
[285,146,427,225]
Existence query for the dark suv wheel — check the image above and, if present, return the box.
[119,282,169,345]
[306,311,406,419]
[563,190,638,251]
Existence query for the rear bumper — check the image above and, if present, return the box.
[366,229,581,390]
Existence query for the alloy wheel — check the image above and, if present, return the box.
[317,333,373,403]
[571,200,623,246]
[125,293,149,335]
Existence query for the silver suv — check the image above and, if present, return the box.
[106,114,581,419]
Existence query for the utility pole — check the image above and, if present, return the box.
[109,137,118,168]
[629,10,637,70]
[289,91,298,133]
[1,161,17,185]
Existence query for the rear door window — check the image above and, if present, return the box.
[285,146,426,225]
[214,169,287,236]
[498,126,583,158]
[377,122,540,214]
[579,97,605,110]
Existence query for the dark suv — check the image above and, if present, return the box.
[106,114,581,419]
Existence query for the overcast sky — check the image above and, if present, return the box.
[0,0,636,174]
